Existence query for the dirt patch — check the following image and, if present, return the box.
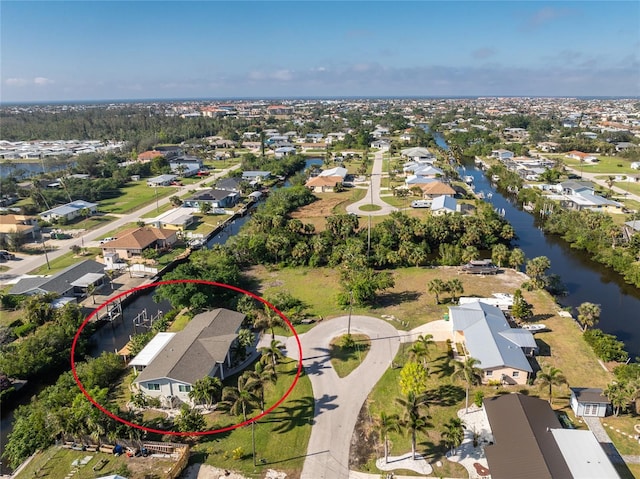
[290,197,347,232]
[349,400,378,470]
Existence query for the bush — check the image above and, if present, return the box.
[474,390,484,407]
[13,322,36,337]
[583,329,628,362]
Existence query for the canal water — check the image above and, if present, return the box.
[428,127,640,358]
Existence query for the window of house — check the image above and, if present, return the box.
[178,385,191,393]
[512,371,519,378]
[485,370,493,376]
[146,383,160,391]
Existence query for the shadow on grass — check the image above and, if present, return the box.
[376,290,422,308]
[424,384,465,407]
[535,338,551,356]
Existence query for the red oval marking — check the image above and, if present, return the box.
[71,279,303,436]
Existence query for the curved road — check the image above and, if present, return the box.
[347,148,398,216]
[272,315,401,479]
[565,166,640,203]
[0,164,241,284]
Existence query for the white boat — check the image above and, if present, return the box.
[464,175,474,184]
[521,324,548,333]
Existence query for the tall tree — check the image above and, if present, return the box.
[577,302,601,332]
[447,278,464,303]
[396,391,430,460]
[509,248,526,271]
[373,412,401,464]
[525,256,551,289]
[452,357,483,413]
[189,376,223,408]
[534,365,567,404]
[259,339,285,371]
[220,375,259,423]
[491,243,510,268]
[511,289,533,323]
[399,361,429,397]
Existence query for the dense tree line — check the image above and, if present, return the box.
[3,353,135,468]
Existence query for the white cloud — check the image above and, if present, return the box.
[33,77,54,86]
[5,78,29,86]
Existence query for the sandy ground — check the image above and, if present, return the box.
[181,464,287,479]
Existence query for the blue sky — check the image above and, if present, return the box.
[1,1,639,102]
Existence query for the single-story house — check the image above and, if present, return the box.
[405,175,437,187]
[132,308,246,406]
[570,387,611,417]
[430,195,458,215]
[491,149,514,161]
[0,214,39,240]
[449,301,536,385]
[274,146,297,158]
[305,175,342,193]
[169,162,200,177]
[483,394,619,479]
[137,150,165,162]
[418,181,456,199]
[39,200,98,223]
[566,151,598,163]
[401,147,436,163]
[145,207,197,231]
[183,189,240,209]
[8,259,106,298]
[623,220,640,242]
[100,226,178,260]
[242,171,271,183]
[147,174,178,187]
[216,177,244,192]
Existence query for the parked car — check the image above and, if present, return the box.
[99,237,117,244]
[0,250,16,260]
[411,200,432,208]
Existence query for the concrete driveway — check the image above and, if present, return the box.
[269,315,401,479]
[346,149,398,217]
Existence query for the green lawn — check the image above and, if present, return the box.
[555,154,638,174]
[56,215,119,231]
[191,358,312,478]
[329,334,371,378]
[28,249,101,275]
[99,181,176,214]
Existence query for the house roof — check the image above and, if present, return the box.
[449,301,533,372]
[550,429,619,478]
[9,259,105,295]
[419,181,456,196]
[319,166,348,178]
[137,150,164,161]
[134,308,245,385]
[483,394,572,479]
[431,195,458,212]
[101,227,175,250]
[39,200,97,217]
[401,146,434,158]
[215,177,242,191]
[187,189,236,202]
[129,332,176,367]
[625,220,640,232]
[570,387,609,404]
[305,176,343,188]
[147,174,177,183]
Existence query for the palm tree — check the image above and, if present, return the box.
[189,376,223,408]
[577,302,601,332]
[534,365,567,404]
[396,392,430,460]
[373,412,401,464]
[491,243,510,268]
[408,334,434,370]
[259,339,285,372]
[86,283,97,304]
[245,362,277,412]
[427,278,445,305]
[254,306,283,340]
[219,375,259,422]
[447,278,464,303]
[452,357,483,414]
[509,247,526,271]
[441,417,465,455]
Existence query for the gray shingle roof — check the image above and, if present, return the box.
[9,259,105,295]
[134,308,245,385]
[450,302,533,372]
[570,387,609,404]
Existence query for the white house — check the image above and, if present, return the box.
[39,200,98,222]
[132,308,245,406]
[491,149,514,161]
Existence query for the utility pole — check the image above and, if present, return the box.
[40,235,50,270]
[347,290,353,336]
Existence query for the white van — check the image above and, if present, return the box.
[411,200,432,208]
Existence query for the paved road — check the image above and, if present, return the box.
[347,148,398,216]
[270,315,401,479]
[0,164,241,284]
[565,166,640,203]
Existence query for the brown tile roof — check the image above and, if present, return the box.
[137,150,165,161]
[418,181,456,195]
[134,308,245,384]
[483,394,572,479]
[305,176,342,188]
[101,227,175,249]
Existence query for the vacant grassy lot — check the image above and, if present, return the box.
[28,248,101,275]
[555,154,638,174]
[56,214,118,231]
[99,181,176,214]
